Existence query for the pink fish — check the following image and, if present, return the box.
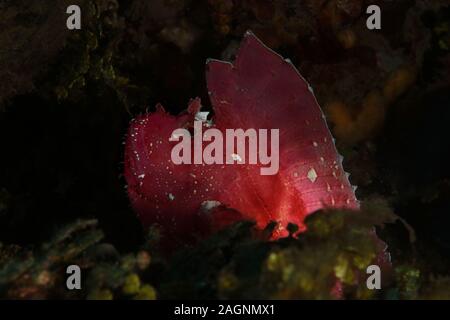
[124,31,358,239]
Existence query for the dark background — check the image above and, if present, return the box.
[0,0,449,289]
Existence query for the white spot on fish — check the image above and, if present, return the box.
[200,200,221,212]
[195,112,209,122]
[231,153,242,162]
[307,168,318,183]
[168,193,175,201]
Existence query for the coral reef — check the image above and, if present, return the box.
[0,201,448,299]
